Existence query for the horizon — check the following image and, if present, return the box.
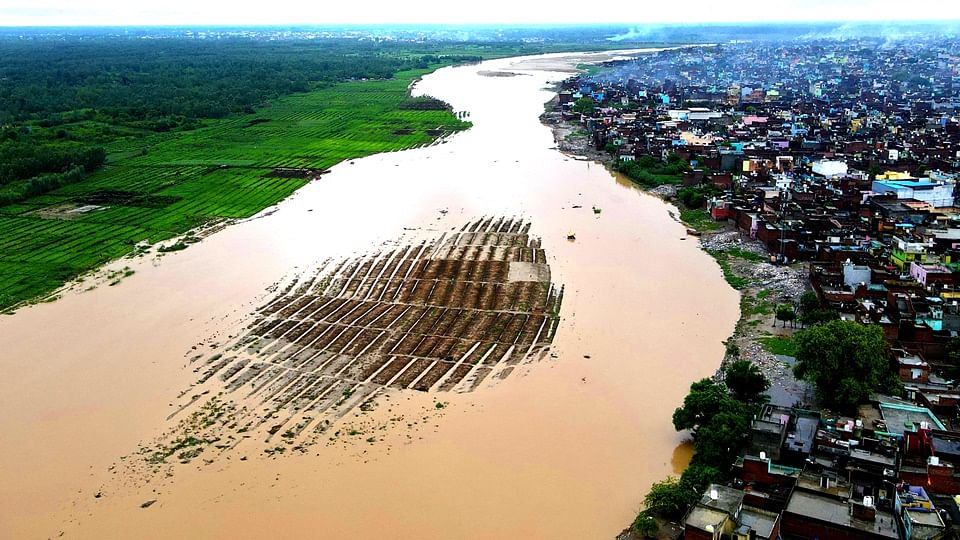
[2,0,959,28]
[2,20,960,29]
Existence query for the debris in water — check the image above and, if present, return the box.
[566,232,576,240]
[140,499,157,509]
[592,206,602,214]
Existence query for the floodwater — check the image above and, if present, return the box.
[0,51,739,539]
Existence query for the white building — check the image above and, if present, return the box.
[812,160,848,178]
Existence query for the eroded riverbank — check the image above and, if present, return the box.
[0,50,739,539]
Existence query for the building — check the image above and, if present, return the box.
[872,178,955,208]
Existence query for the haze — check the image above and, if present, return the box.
[2,0,959,26]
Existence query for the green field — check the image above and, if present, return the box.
[0,68,469,310]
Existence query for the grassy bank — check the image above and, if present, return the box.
[0,68,469,311]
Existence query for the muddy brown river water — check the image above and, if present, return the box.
[0,51,739,539]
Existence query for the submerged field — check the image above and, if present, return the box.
[0,69,470,310]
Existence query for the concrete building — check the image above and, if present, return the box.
[872,178,955,208]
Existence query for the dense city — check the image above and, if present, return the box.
[551,38,960,539]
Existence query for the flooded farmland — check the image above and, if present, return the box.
[0,51,739,539]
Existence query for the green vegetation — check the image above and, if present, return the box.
[758,335,797,356]
[775,304,797,328]
[575,63,607,77]
[643,477,693,520]
[724,360,770,403]
[726,246,767,263]
[741,292,774,318]
[680,209,722,232]
[142,396,230,464]
[793,320,901,412]
[573,96,597,114]
[617,153,689,187]
[796,290,839,326]
[0,43,473,310]
[639,344,770,532]
[630,512,659,537]
[706,250,751,289]
[672,378,754,470]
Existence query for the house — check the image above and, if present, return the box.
[683,484,781,540]
[781,473,900,540]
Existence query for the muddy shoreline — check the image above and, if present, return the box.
[540,97,816,538]
[539,94,812,449]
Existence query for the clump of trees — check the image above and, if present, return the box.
[724,359,770,403]
[793,319,901,411]
[635,363,768,534]
[797,290,839,326]
[676,185,721,210]
[0,144,105,204]
[775,304,796,328]
[573,97,597,114]
[617,153,689,187]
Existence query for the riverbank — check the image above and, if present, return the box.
[541,95,813,538]
[542,94,813,398]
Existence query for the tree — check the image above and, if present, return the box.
[798,291,839,327]
[776,304,796,328]
[724,360,770,403]
[800,307,840,327]
[573,97,596,114]
[693,408,751,469]
[679,462,724,495]
[643,477,696,519]
[793,320,901,411]
[673,378,753,469]
[677,187,707,209]
[672,379,730,434]
[798,291,819,318]
[631,512,659,538]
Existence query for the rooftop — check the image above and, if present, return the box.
[879,402,946,432]
[740,506,780,539]
[685,505,728,533]
[699,483,744,517]
[786,490,899,539]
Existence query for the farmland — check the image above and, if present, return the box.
[0,67,470,311]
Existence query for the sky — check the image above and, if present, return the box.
[0,0,958,26]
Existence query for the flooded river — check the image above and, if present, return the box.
[0,51,739,539]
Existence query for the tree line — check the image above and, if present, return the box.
[0,37,481,205]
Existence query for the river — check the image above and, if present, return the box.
[0,51,739,539]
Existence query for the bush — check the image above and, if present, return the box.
[631,512,659,537]
[643,477,695,520]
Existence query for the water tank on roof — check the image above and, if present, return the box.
[760,451,767,461]
[864,496,874,508]
[710,489,719,501]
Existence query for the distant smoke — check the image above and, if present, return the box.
[798,21,960,44]
[607,26,658,42]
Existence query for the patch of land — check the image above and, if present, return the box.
[140,217,562,467]
[477,70,529,77]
